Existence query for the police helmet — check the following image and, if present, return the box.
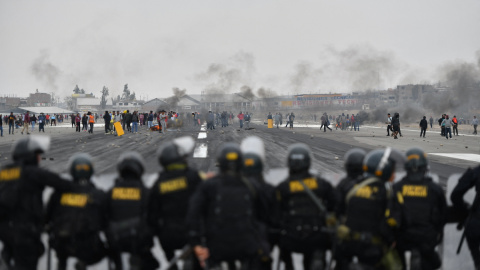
[12,136,50,165]
[68,153,94,182]
[157,136,195,169]
[404,147,428,173]
[240,136,265,176]
[287,143,311,173]
[217,143,242,173]
[117,151,145,178]
[363,148,396,182]
[344,148,366,178]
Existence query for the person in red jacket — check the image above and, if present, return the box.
[452,115,459,136]
[21,111,30,135]
[237,111,244,128]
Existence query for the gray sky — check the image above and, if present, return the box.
[1,0,479,100]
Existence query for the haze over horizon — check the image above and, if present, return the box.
[1,0,479,100]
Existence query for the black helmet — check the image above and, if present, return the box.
[157,136,195,170]
[344,148,366,178]
[217,143,242,173]
[12,136,50,165]
[287,143,311,174]
[240,136,265,176]
[117,151,145,179]
[68,153,94,183]
[363,148,396,182]
[404,147,428,173]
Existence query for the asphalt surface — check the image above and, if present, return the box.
[0,119,479,269]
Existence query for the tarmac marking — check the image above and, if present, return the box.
[429,153,480,163]
[198,132,207,139]
[193,143,208,158]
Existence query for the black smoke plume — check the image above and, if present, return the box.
[31,50,60,92]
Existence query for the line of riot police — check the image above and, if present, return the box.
[0,135,478,270]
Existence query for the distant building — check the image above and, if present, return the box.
[27,91,51,106]
[396,84,435,103]
[141,98,168,112]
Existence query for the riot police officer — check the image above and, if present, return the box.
[147,136,203,270]
[335,148,403,270]
[187,143,270,269]
[451,164,480,269]
[335,148,367,220]
[46,153,108,270]
[393,148,446,269]
[240,136,275,269]
[275,143,336,270]
[106,152,159,270]
[0,136,74,270]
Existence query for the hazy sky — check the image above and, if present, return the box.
[1,0,479,100]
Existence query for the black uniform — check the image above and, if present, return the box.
[0,163,74,270]
[420,117,428,138]
[148,166,203,268]
[275,172,336,270]
[335,176,402,269]
[186,174,270,269]
[451,165,480,269]
[106,177,158,270]
[46,182,108,270]
[393,176,446,270]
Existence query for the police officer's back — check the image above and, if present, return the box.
[106,152,158,270]
[393,148,446,270]
[335,148,403,270]
[187,143,270,269]
[335,148,366,220]
[0,136,74,270]
[451,164,480,269]
[46,153,108,270]
[275,143,336,270]
[147,137,203,268]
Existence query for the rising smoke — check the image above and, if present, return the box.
[31,50,60,92]
[196,52,256,95]
[164,87,187,109]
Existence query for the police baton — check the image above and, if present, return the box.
[47,237,52,270]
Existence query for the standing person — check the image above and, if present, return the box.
[442,115,453,139]
[51,114,56,126]
[244,112,251,129]
[275,143,336,270]
[0,137,75,270]
[285,113,290,127]
[45,153,108,270]
[132,111,139,133]
[386,113,393,136]
[335,148,403,270]
[207,111,214,130]
[38,113,45,132]
[125,110,132,132]
[451,164,480,269]
[106,152,159,270]
[452,115,459,136]
[46,114,50,125]
[438,114,446,136]
[323,113,332,132]
[139,112,144,127]
[148,111,154,128]
[429,116,434,129]
[30,114,36,132]
[88,112,95,134]
[103,110,111,134]
[159,110,167,133]
[472,116,478,135]
[350,114,355,131]
[393,148,446,270]
[274,113,280,128]
[419,116,428,138]
[354,113,361,131]
[82,113,88,132]
[8,112,15,135]
[392,112,401,139]
[71,113,75,128]
[289,112,295,129]
[75,113,81,132]
[148,137,203,270]
[237,111,244,129]
[21,111,30,135]
[187,143,270,269]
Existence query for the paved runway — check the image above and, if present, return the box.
[0,119,478,269]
